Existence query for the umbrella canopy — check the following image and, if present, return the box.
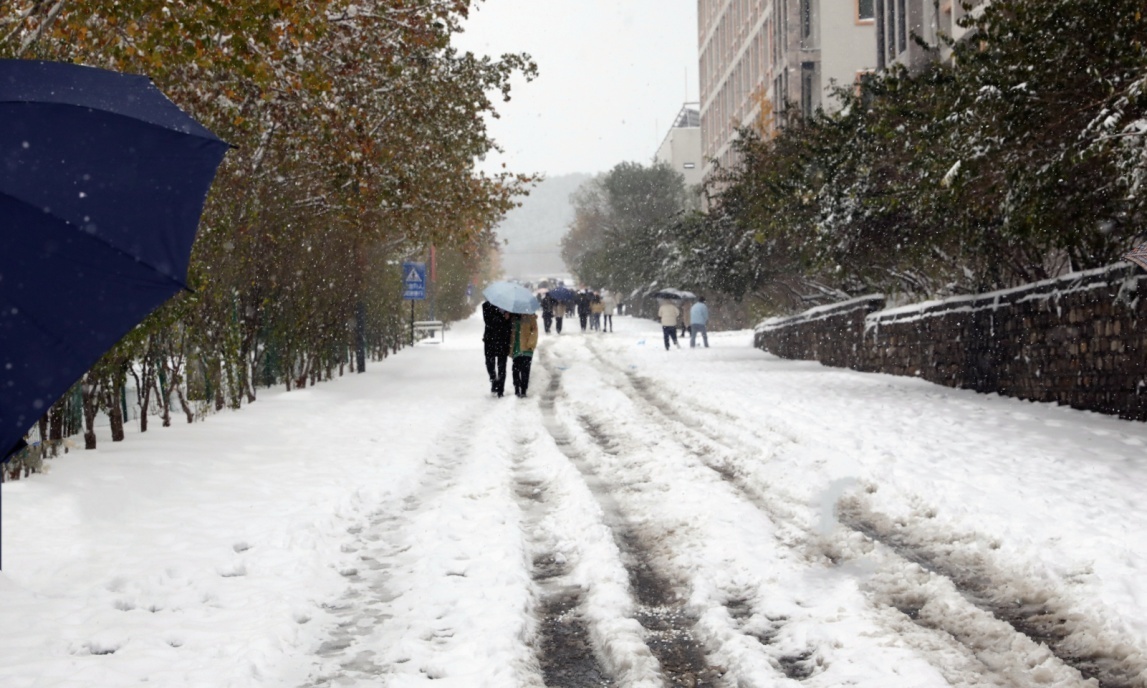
[548,285,576,304]
[0,60,230,459]
[482,281,540,314]
[649,288,696,300]
[1125,244,1147,272]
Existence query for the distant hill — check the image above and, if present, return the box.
[496,172,591,279]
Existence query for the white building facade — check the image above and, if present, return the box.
[698,0,877,178]
[654,104,704,189]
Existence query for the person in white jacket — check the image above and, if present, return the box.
[601,292,618,332]
[658,300,680,350]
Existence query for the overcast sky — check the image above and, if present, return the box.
[454,0,700,178]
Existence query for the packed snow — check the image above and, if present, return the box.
[3,311,1147,687]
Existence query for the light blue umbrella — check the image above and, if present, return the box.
[483,281,540,314]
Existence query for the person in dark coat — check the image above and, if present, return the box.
[482,301,513,397]
[540,292,555,334]
[576,289,591,332]
[553,299,566,334]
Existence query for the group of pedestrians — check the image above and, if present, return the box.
[657,296,709,350]
[482,300,538,398]
[540,288,618,334]
[540,293,564,334]
[484,285,709,398]
[580,290,618,332]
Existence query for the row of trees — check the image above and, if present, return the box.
[2,0,534,455]
[564,0,1147,323]
[560,161,691,301]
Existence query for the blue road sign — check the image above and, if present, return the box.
[402,262,427,300]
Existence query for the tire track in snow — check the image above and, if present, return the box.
[509,424,614,687]
[538,347,727,687]
[837,497,1147,688]
[582,339,1104,688]
[594,342,1147,687]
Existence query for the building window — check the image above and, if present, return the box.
[772,12,780,64]
[801,62,816,116]
[800,0,812,41]
[886,0,897,61]
[875,0,886,68]
[857,0,875,22]
[897,0,907,53]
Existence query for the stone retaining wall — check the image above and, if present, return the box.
[754,264,1147,421]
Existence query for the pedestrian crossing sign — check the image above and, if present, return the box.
[402,261,426,300]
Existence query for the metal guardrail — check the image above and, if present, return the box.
[412,320,446,342]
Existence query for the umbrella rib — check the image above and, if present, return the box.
[84,232,193,291]
[2,293,93,362]
[0,98,223,144]
[1,191,193,291]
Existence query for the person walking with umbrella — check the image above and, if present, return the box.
[548,284,575,334]
[540,291,555,334]
[680,298,692,339]
[658,298,681,350]
[576,288,592,332]
[481,281,539,397]
[482,301,512,397]
[553,299,567,334]
[511,312,539,397]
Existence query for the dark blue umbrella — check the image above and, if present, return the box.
[548,285,576,304]
[0,60,230,461]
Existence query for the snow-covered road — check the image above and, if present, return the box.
[4,313,1147,687]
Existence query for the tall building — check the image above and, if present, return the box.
[876,0,990,71]
[698,0,877,178]
[654,103,704,190]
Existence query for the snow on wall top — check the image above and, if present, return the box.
[755,262,1145,334]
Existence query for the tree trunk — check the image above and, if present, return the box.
[355,301,367,373]
[155,375,171,428]
[292,351,311,390]
[241,331,258,404]
[38,416,48,454]
[214,363,226,411]
[48,401,63,442]
[176,385,194,424]
[107,380,125,442]
[170,361,194,423]
[81,376,100,450]
[136,365,151,434]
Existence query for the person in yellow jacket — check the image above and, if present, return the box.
[511,313,539,397]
